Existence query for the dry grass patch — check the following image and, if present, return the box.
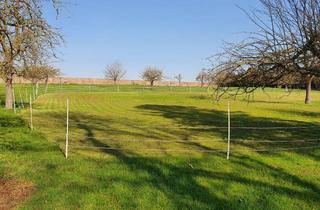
[0,179,33,210]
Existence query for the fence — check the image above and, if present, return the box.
[56,99,320,159]
[4,83,212,110]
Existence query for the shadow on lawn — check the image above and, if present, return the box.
[39,103,320,159]
[136,104,320,158]
[72,113,320,209]
[1,105,320,209]
[62,106,319,209]
[265,108,320,118]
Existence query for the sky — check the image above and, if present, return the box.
[45,0,261,81]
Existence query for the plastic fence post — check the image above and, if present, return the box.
[227,101,231,160]
[65,98,69,159]
[29,95,33,130]
[13,89,16,114]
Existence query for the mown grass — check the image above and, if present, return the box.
[0,84,319,209]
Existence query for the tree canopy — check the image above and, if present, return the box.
[0,0,62,108]
[141,67,163,86]
[210,0,320,104]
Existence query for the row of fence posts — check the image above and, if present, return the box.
[11,84,38,114]
[24,92,69,159]
[62,99,231,160]
[22,96,231,160]
[12,85,216,160]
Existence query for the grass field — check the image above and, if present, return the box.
[1,84,320,209]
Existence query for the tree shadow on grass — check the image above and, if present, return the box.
[136,104,320,159]
[6,105,320,209]
[73,120,320,209]
[265,108,320,118]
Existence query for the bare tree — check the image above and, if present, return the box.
[210,0,320,104]
[196,70,209,87]
[141,67,163,86]
[0,0,62,109]
[174,74,183,86]
[104,61,126,85]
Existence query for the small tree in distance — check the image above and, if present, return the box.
[142,67,163,86]
[22,65,60,95]
[104,62,126,85]
[196,70,209,87]
[174,74,183,86]
[43,67,61,93]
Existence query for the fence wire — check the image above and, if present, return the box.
[69,145,320,153]
[77,137,320,143]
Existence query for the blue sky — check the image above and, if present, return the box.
[46,0,261,81]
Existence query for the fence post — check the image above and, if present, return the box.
[227,101,231,160]
[25,88,28,104]
[65,98,69,159]
[19,89,24,109]
[32,85,35,100]
[29,95,33,130]
[13,89,16,114]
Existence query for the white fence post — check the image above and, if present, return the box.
[227,101,231,160]
[12,89,16,114]
[25,89,28,104]
[65,98,69,159]
[19,89,24,109]
[29,95,33,130]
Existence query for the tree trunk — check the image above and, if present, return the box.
[45,77,49,93]
[305,75,314,104]
[5,74,14,109]
[151,80,154,86]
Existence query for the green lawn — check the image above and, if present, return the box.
[0,84,319,209]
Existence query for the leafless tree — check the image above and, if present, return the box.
[196,70,209,87]
[141,67,163,86]
[0,0,63,109]
[104,61,126,85]
[210,0,320,104]
[174,74,182,86]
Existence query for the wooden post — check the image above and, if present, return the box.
[12,89,16,114]
[65,98,69,159]
[227,101,231,160]
[29,95,33,130]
